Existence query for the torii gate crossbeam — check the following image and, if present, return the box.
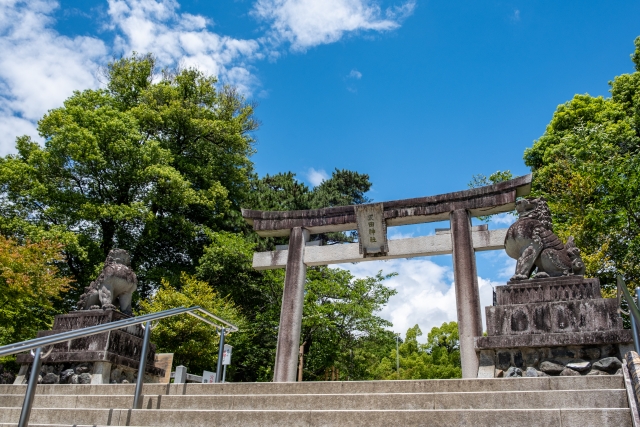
[242,174,532,381]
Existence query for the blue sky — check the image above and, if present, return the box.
[1,0,639,338]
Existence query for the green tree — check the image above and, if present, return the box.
[468,170,514,222]
[468,170,514,189]
[371,322,461,380]
[0,236,71,348]
[0,53,257,304]
[247,169,372,250]
[138,273,247,376]
[300,268,397,381]
[523,36,640,293]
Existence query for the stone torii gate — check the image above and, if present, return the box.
[242,174,532,381]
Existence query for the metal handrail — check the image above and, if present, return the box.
[0,306,238,357]
[617,275,640,354]
[5,306,238,427]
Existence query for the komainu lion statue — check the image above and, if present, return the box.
[76,249,137,315]
[505,197,585,282]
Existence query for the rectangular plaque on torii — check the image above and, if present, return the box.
[355,203,388,257]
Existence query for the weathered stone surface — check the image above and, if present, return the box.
[476,330,633,350]
[550,347,577,359]
[540,361,565,375]
[478,350,494,366]
[51,309,143,337]
[602,344,617,357]
[254,230,508,270]
[450,209,482,379]
[513,350,524,368]
[624,351,640,413]
[495,369,504,378]
[566,361,591,372]
[485,299,622,336]
[76,249,137,315]
[75,363,91,374]
[587,369,609,376]
[478,271,631,378]
[60,369,74,383]
[560,368,580,376]
[505,367,522,377]
[69,374,79,384]
[40,372,59,384]
[110,368,123,382]
[593,357,622,373]
[580,347,601,360]
[16,310,164,377]
[504,198,585,281]
[242,174,532,237]
[274,227,309,382]
[78,373,92,384]
[525,367,538,377]
[523,348,540,367]
[497,351,511,370]
[496,276,601,305]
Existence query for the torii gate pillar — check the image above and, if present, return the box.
[273,227,309,382]
[450,209,483,378]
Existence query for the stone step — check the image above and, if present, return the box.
[0,375,625,396]
[0,407,632,427]
[0,423,142,427]
[0,425,147,427]
[0,389,629,411]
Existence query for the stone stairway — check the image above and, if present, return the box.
[0,375,633,426]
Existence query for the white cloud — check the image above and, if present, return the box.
[496,252,517,280]
[0,0,416,155]
[348,69,362,79]
[477,249,517,280]
[306,167,329,186]
[388,229,414,240]
[0,0,107,154]
[490,212,516,226]
[0,0,266,155]
[107,0,262,94]
[336,258,498,342]
[253,0,415,51]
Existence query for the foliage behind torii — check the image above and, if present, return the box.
[523,36,640,294]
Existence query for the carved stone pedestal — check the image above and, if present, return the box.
[475,276,634,378]
[14,309,164,385]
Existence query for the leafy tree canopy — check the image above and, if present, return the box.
[0,53,258,303]
[371,322,461,380]
[300,268,397,381]
[523,36,640,293]
[247,169,372,249]
[0,236,71,347]
[137,273,247,376]
[468,170,514,222]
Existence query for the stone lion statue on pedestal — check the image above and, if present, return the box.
[76,249,137,315]
[505,197,585,281]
